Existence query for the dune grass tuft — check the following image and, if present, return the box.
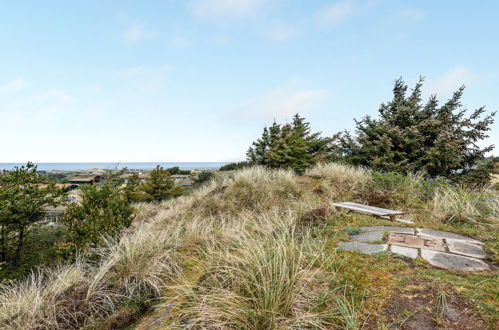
[0,163,497,328]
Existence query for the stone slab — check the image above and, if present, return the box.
[360,226,415,234]
[350,231,384,242]
[421,249,490,272]
[446,237,484,246]
[388,233,446,252]
[338,241,387,255]
[447,240,487,259]
[416,229,482,245]
[390,245,418,259]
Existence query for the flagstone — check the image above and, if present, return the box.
[420,250,490,272]
[446,240,487,259]
[416,229,482,245]
[338,241,387,255]
[350,231,384,242]
[388,233,446,252]
[390,245,418,259]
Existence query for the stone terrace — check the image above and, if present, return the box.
[338,226,491,272]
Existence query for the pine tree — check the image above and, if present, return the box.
[59,181,134,259]
[247,114,333,173]
[125,166,183,202]
[334,78,496,182]
[0,163,66,264]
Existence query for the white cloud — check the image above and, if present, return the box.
[0,88,75,127]
[0,78,30,93]
[262,21,298,41]
[123,24,155,42]
[428,66,476,96]
[33,89,75,118]
[118,65,173,93]
[233,84,330,121]
[397,8,426,22]
[191,0,264,19]
[316,1,354,25]
[34,89,74,103]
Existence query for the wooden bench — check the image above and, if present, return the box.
[331,202,404,222]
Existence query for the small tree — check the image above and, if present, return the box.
[195,171,215,185]
[58,181,134,259]
[0,163,65,264]
[165,166,191,175]
[125,166,183,202]
[247,114,333,174]
[219,161,250,171]
[333,78,495,182]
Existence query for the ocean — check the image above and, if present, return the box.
[0,162,229,171]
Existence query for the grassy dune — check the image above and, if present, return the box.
[1,164,498,329]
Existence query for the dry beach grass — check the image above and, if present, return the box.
[0,164,497,329]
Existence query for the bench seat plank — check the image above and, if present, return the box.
[331,203,388,216]
[341,202,404,215]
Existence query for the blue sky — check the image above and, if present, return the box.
[1,0,498,162]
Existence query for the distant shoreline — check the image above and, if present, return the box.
[0,162,230,171]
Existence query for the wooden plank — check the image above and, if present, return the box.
[342,202,404,215]
[331,203,388,216]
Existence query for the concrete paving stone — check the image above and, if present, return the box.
[417,229,482,245]
[390,245,418,259]
[350,231,384,242]
[447,240,487,259]
[446,237,484,246]
[388,233,446,252]
[338,241,387,255]
[360,226,415,234]
[420,249,490,272]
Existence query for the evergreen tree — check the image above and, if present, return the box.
[58,181,134,259]
[333,78,495,182]
[125,166,183,202]
[0,163,65,264]
[219,161,250,171]
[247,114,333,173]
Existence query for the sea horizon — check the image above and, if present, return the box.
[0,162,231,171]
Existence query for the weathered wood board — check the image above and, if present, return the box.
[331,202,404,221]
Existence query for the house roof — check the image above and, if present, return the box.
[68,175,98,182]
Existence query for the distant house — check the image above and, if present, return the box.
[120,173,149,184]
[171,174,190,183]
[41,206,65,223]
[41,189,81,224]
[172,175,193,187]
[68,175,101,185]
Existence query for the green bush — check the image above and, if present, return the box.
[219,162,250,171]
[125,165,183,202]
[358,172,443,209]
[58,182,134,259]
[195,171,215,185]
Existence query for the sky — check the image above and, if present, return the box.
[1,0,498,162]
